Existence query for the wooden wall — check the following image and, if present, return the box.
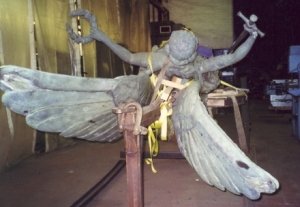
[81,0,150,78]
[165,0,233,49]
[0,0,35,170]
[0,0,150,171]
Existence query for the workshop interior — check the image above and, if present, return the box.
[0,0,300,206]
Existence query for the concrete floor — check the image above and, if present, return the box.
[0,100,300,207]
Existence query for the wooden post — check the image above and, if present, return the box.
[230,96,249,153]
[123,115,143,207]
[114,102,145,207]
[68,0,82,76]
[27,0,38,152]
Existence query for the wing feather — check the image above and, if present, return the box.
[22,93,121,142]
[68,115,119,141]
[0,65,117,92]
[64,113,116,137]
[172,81,279,200]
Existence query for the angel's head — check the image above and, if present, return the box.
[166,30,198,66]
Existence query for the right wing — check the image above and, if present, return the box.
[3,90,120,142]
[1,65,152,142]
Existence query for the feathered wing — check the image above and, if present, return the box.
[0,65,152,142]
[172,81,279,200]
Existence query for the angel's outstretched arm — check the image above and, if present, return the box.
[68,9,167,71]
[199,31,257,74]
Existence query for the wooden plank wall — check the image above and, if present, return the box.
[81,0,150,78]
[0,0,150,171]
[165,0,233,49]
[33,0,76,152]
[0,0,35,170]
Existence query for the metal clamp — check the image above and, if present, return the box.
[112,102,147,135]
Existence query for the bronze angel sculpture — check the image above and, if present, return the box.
[0,10,278,200]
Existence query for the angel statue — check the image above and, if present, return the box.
[0,9,278,200]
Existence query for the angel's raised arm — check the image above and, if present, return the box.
[67,9,167,72]
[199,32,257,74]
[199,12,265,74]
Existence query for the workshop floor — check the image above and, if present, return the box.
[0,100,300,207]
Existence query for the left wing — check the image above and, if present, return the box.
[172,80,279,200]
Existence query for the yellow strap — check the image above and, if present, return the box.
[145,122,160,173]
[220,80,248,98]
[220,80,239,90]
[159,102,172,141]
[147,52,154,74]
[145,101,173,173]
[148,52,158,88]
[145,69,192,173]
[220,80,249,92]
[159,40,168,48]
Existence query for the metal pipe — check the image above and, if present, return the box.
[71,160,126,207]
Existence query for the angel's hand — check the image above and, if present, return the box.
[243,24,259,39]
[67,9,105,44]
[238,12,265,38]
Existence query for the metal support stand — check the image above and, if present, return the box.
[71,98,162,207]
[113,102,148,207]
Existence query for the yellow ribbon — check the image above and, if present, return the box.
[159,40,169,48]
[147,52,154,75]
[220,80,240,90]
[158,101,172,141]
[145,121,160,173]
[220,80,248,98]
[145,52,186,173]
[145,101,173,173]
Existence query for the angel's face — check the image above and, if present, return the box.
[167,30,198,66]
